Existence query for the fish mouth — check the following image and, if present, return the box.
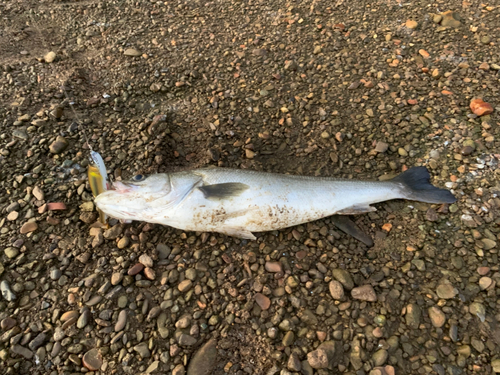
[94,190,137,219]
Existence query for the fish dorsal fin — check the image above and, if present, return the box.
[198,182,249,200]
[330,215,374,247]
[335,204,377,215]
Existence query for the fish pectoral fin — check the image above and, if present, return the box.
[198,182,249,200]
[330,215,374,247]
[219,226,256,240]
[335,204,376,215]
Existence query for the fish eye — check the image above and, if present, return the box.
[132,174,145,182]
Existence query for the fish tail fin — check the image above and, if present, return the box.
[392,167,456,204]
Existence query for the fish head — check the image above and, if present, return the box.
[94,174,172,221]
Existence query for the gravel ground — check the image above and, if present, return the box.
[1,0,500,374]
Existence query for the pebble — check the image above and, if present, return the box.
[172,364,186,375]
[375,141,388,153]
[254,293,271,310]
[331,269,354,290]
[4,247,19,259]
[20,221,37,234]
[124,48,142,56]
[1,317,17,330]
[428,306,446,328]
[178,280,193,292]
[372,349,388,366]
[128,263,144,275]
[440,11,461,28]
[436,284,457,299]
[1,280,16,301]
[44,51,56,63]
[115,310,127,332]
[470,98,493,116]
[11,344,33,359]
[49,136,69,154]
[328,280,344,300]
[479,277,493,290]
[139,254,154,267]
[477,267,490,276]
[117,236,130,249]
[61,310,79,322]
[265,261,282,273]
[405,303,421,328]
[492,359,500,373]
[7,211,18,221]
[405,20,418,29]
[351,285,377,302]
[134,342,151,358]
[307,348,328,369]
[178,333,197,346]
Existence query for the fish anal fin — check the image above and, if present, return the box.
[330,215,374,247]
[198,182,249,200]
[335,205,376,215]
[219,227,256,240]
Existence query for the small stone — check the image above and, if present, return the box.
[436,284,457,299]
[1,317,17,330]
[124,48,142,57]
[146,361,160,374]
[307,348,328,369]
[432,14,443,23]
[82,348,102,371]
[440,11,461,28]
[328,280,344,300]
[172,364,186,375]
[32,186,44,201]
[479,62,490,70]
[351,285,377,302]
[128,263,144,275]
[7,211,19,221]
[28,332,47,351]
[49,136,69,154]
[255,293,271,310]
[245,149,255,159]
[479,277,493,290]
[139,254,154,267]
[405,303,421,329]
[44,51,56,63]
[4,247,19,259]
[492,359,500,373]
[134,342,151,358]
[375,141,389,153]
[144,267,156,280]
[20,221,38,234]
[0,281,15,301]
[10,345,33,359]
[331,269,354,290]
[372,349,388,366]
[115,310,127,332]
[406,20,418,29]
[150,82,162,92]
[470,98,494,116]
[117,237,129,249]
[481,238,496,250]
[61,310,79,322]
[265,262,282,273]
[178,333,197,346]
[428,306,446,328]
[178,280,193,292]
[313,45,322,54]
[282,331,294,346]
[288,352,302,371]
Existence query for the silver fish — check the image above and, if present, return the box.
[94,166,455,242]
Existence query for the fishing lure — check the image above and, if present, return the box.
[88,150,109,224]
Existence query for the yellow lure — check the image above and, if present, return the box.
[88,151,109,225]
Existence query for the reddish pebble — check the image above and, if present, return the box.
[20,222,38,234]
[47,202,67,211]
[373,327,383,338]
[407,99,418,105]
[296,251,307,260]
[477,266,490,276]
[144,267,156,280]
[418,49,430,58]
[255,293,271,310]
[47,217,60,225]
[60,310,79,322]
[381,223,392,232]
[470,98,494,116]
[265,261,282,273]
[67,293,76,305]
[82,348,102,371]
[316,331,327,342]
[385,365,396,375]
[128,263,144,276]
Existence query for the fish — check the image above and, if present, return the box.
[94,166,456,244]
[87,150,109,224]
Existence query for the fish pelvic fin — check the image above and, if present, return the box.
[330,215,374,247]
[392,167,456,204]
[198,182,249,200]
[219,227,256,240]
[335,205,377,215]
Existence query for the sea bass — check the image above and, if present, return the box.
[94,166,456,242]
